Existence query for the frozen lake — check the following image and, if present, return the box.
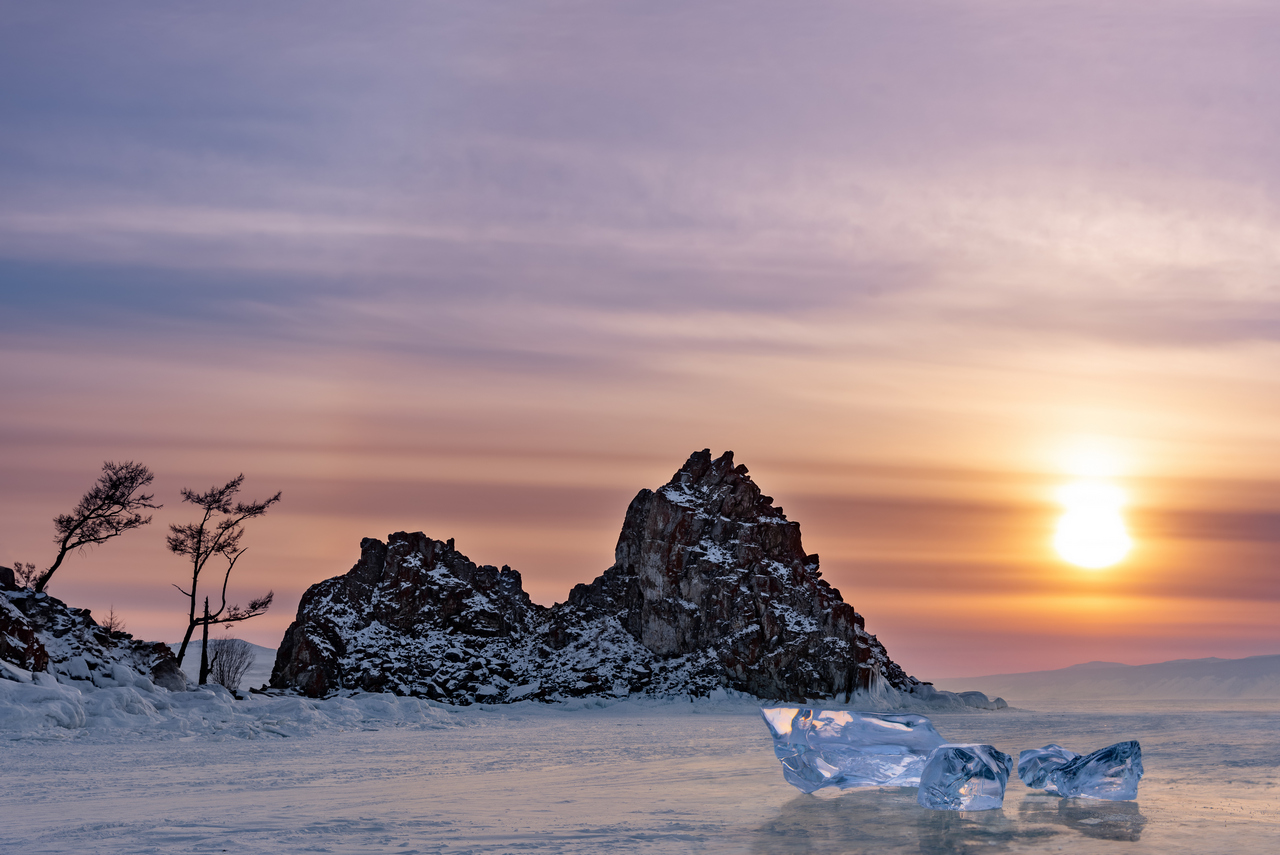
[3,699,1278,854]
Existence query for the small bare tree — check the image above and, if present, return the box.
[208,636,256,694]
[35,461,160,593]
[99,605,126,647]
[10,561,39,589]
[167,474,280,684]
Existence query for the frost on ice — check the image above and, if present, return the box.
[916,743,1014,811]
[760,706,947,793]
[1044,741,1144,801]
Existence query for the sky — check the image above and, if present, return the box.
[2,1,1279,679]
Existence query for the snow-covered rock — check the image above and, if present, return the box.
[0,582,465,742]
[272,449,950,705]
[0,585,187,693]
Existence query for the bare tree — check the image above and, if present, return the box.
[99,605,126,647]
[34,461,160,593]
[208,636,256,694]
[167,474,280,684]
[10,561,39,590]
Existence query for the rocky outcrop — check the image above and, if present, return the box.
[272,533,544,698]
[0,585,187,692]
[272,450,923,703]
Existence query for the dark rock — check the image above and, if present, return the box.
[272,450,923,702]
[1,594,48,672]
[271,533,544,699]
[0,564,15,591]
[144,643,190,691]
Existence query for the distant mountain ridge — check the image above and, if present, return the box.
[936,654,1280,703]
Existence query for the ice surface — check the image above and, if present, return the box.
[1018,743,1081,792]
[1,700,1279,853]
[1046,740,1144,800]
[760,706,947,793]
[916,743,1014,810]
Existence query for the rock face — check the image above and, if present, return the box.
[271,534,544,698]
[272,450,922,703]
[0,576,188,691]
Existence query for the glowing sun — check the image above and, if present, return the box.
[1053,481,1132,569]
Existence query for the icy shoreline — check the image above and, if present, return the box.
[2,652,1007,744]
[0,659,462,742]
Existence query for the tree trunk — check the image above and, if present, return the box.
[175,618,196,667]
[33,548,68,594]
[199,598,211,685]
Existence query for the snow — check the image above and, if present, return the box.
[0,659,461,742]
[659,485,698,509]
[1,696,1278,853]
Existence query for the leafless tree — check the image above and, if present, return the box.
[98,605,126,647]
[208,636,256,694]
[10,561,39,589]
[167,474,280,684]
[34,461,160,593]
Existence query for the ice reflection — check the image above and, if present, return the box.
[750,790,1067,855]
[751,790,1149,854]
[915,809,1060,854]
[750,790,918,855]
[1018,793,1148,841]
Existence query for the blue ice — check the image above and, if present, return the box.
[760,707,947,793]
[916,743,1014,811]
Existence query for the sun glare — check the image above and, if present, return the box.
[1053,481,1133,569]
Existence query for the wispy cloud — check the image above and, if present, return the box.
[4,1,1280,674]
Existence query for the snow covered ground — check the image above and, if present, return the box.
[2,689,1278,854]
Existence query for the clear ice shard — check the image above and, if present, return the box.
[1018,744,1081,793]
[916,743,1014,811]
[760,707,948,793]
[1045,741,1144,800]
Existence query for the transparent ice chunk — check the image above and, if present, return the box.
[1046,740,1143,800]
[1018,744,1081,793]
[760,707,948,793]
[916,743,1014,811]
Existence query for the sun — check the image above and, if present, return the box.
[1053,481,1132,569]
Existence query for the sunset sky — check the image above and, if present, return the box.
[3,2,1279,680]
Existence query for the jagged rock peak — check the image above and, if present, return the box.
[657,448,783,519]
[271,450,921,703]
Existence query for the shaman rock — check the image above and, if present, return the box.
[272,449,921,703]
